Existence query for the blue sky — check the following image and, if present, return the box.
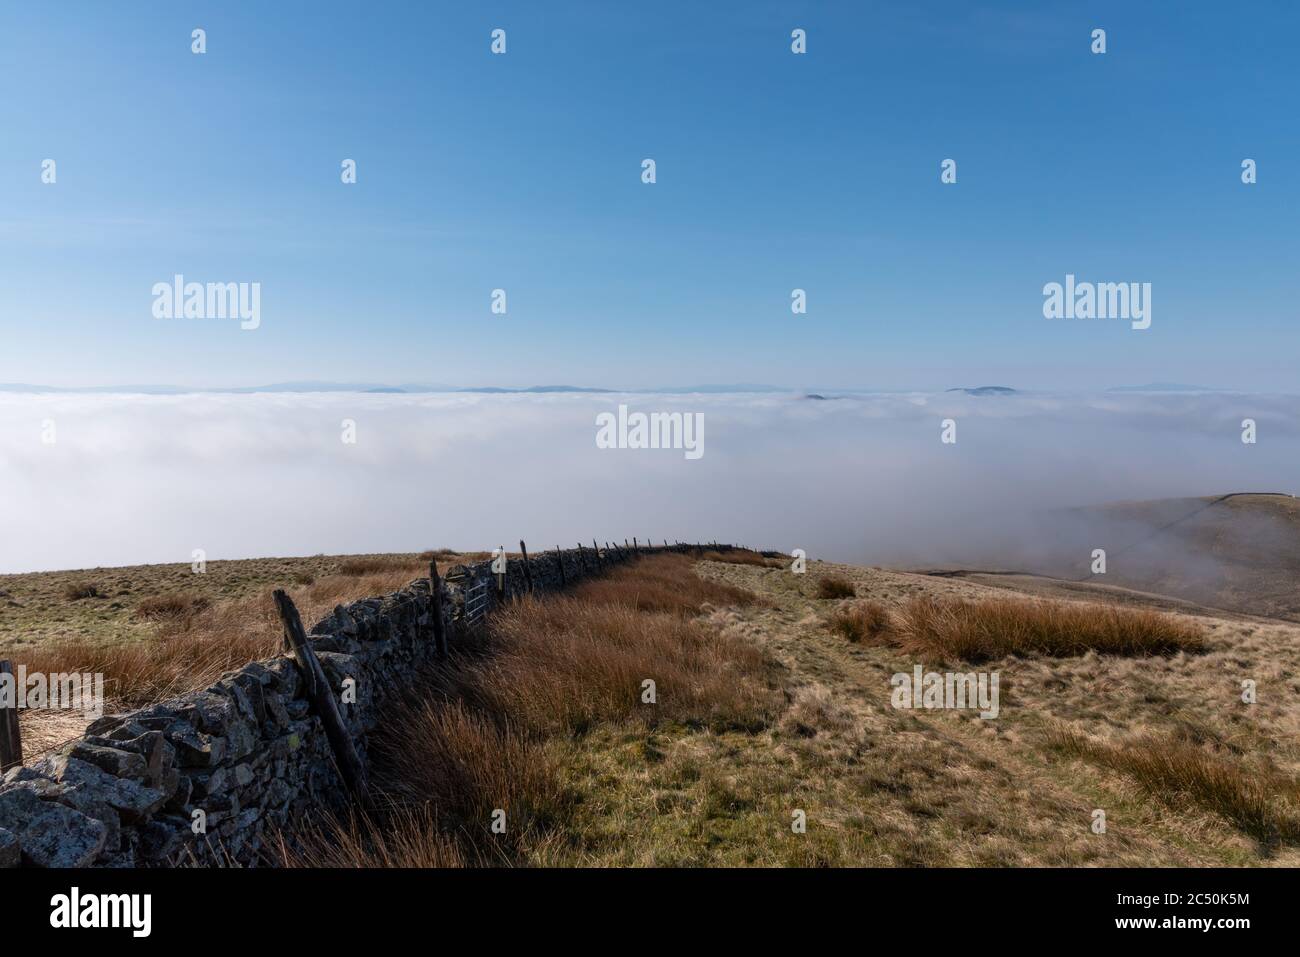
[1,1,1296,391]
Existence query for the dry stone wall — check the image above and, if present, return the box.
[0,542,724,867]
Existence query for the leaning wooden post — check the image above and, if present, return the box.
[555,547,566,586]
[429,560,449,656]
[0,660,22,773]
[519,540,534,592]
[273,590,368,799]
[577,542,588,573]
[593,538,602,566]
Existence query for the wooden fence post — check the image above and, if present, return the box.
[555,547,566,586]
[429,560,449,656]
[593,538,602,566]
[273,590,368,799]
[577,543,588,572]
[0,660,22,773]
[519,540,534,592]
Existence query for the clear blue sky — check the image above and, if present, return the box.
[2,1,1296,391]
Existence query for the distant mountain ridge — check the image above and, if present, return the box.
[0,381,1256,396]
[0,382,788,395]
[946,386,1019,396]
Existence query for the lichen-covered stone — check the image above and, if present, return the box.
[165,723,227,768]
[0,783,108,867]
[68,742,147,782]
[33,755,167,823]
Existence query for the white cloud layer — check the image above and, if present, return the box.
[0,391,1296,575]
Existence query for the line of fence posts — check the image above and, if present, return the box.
[0,660,22,773]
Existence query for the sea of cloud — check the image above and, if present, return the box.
[0,390,1295,575]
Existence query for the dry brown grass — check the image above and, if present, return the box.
[337,556,425,577]
[419,549,460,562]
[476,598,775,735]
[20,601,280,708]
[62,582,101,600]
[827,601,891,644]
[570,553,762,617]
[816,575,856,599]
[697,548,779,568]
[888,595,1206,663]
[1048,725,1300,846]
[133,592,211,623]
[14,568,424,712]
[280,806,466,868]
[370,701,570,858]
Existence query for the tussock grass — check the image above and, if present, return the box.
[889,595,1206,662]
[1047,725,1300,845]
[368,701,570,857]
[280,806,466,868]
[337,556,425,577]
[419,548,460,561]
[17,568,424,709]
[22,597,280,707]
[816,575,856,599]
[570,553,761,617]
[471,597,776,735]
[697,548,781,568]
[827,601,891,644]
[134,592,211,623]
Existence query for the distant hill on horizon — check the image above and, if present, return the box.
[946,386,1019,396]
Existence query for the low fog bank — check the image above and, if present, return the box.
[0,391,1296,578]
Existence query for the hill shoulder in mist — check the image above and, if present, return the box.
[1038,493,1300,620]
